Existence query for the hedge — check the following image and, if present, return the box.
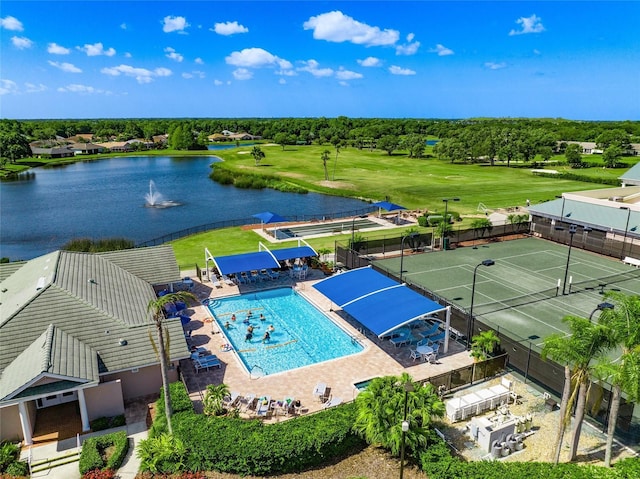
[170,401,365,476]
[532,170,620,186]
[79,430,129,475]
[419,436,640,479]
[150,382,195,437]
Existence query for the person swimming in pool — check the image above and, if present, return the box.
[267,324,275,333]
[231,314,236,322]
[259,313,266,321]
[247,325,254,334]
[245,332,253,342]
[262,331,270,343]
[225,321,231,329]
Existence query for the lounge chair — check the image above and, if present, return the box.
[256,396,271,416]
[237,274,247,284]
[390,333,411,348]
[427,331,446,345]
[224,391,241,408]
[193,354,221,373]
[213,278,222,288]
[241,394,256,412]
[323,397,342,409]
[419,322,441,338]
[222,275,235,286]
[313,382,328,402]
[267,269,280,279]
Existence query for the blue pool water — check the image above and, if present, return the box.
[207,288,363,375]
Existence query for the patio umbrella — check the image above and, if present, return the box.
[252,211,289,238]
[371,201,406,222]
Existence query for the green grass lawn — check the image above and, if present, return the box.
[212,144,627,214]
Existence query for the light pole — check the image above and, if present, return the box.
[589,302,614,323]
[399,380,414,479]
[467,259,495,349]
[399,232,419,282]
[350,214,369,268]
[620,206,631,259]
[556,224,577,295]
[442,197,460,251]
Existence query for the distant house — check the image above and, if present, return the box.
[208,133,228,142]
[0,245,189,445]
[67,134,95,142]
[70,142,103,155]
[152,134,168,145]
[95,141,133,153]
[128,139,154,149]
[562,141,603,155]
[29,146,74,159]
[228,133,261,141]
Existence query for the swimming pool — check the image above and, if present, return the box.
[207,287,364,375]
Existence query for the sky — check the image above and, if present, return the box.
[1,1,639,120]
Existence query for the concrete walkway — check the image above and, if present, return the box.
[21,421,147,479]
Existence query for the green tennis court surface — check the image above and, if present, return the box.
[374,237,640,346]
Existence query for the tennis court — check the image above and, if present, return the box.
[274,217,384,239]
[374,237,640,346]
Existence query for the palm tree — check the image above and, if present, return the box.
[147,291,196,434]
[595,292,640,466]
[470,330,500,361]
[321,149,330,180]
[542,315,613,463]
[203,383,230,416]
[251,146,265,166]
[353,372,444,456]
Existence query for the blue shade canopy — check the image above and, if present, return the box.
[213,251,279,275]
[372,201,406,212]
[252,211,288,224]
[271,246,317,261]
[313,267,446,337]
[313,267,399,307]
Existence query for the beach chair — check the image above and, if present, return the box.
[268,269,280,279]
[193,354,221,373]
[420,322,441,338]
[213,278,222,289]
[222,275,235,286]
[323,397,342,409]
[223,392,240,408]
[390,333,410,348]
[410,348,422,361]
[313,382,328,402]
[427,331,446,345]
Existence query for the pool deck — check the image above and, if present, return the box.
[180,268,474,421]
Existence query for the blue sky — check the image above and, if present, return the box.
[1,1,638,120]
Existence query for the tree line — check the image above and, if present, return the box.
[1,117,639,165]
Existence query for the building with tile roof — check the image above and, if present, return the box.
[0,245,189,445]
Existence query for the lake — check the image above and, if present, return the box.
[0,156,369,261]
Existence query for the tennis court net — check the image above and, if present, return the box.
[569,268,640,294]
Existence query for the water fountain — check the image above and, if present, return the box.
[144,180,181,208]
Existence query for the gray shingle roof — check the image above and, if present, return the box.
[97,245,181,286]
[0,324,99,401]
[619,162,640,184]
[0,248,190,401]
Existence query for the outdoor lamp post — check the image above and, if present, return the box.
[467,259,495,349]
[400,232,419,282]
[620,206,631,259]
[560,224,577,295]
[350,214,369,269]
[399,380,414,479]
[442,197,460,251]
[589,302,615,323]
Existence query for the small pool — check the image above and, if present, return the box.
[207,288,363,376]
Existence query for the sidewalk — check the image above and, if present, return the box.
[22,421,147,479]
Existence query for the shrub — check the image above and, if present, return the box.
[614,457,640,478]
[90,417,110,432]
[417,215,428,227]
[150,382,194,437]
[79,430,129,475]
[0,442,20,473]
[136,433,187,474]
[4,460,29,477]
[170,402,365,476]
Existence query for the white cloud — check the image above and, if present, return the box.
[120,23,127,30]
[336,68,363,80]
[124,52,132,58]
[1,16,23,31]
[25,83,47,93]
[195,57,204,64]
[232,68,253,80]
[297,59,333,78]
[485,61,507,70]
[226,47,292,70]
[48,61,82,73]
[358,56,381,67]
[57,83,111,94]
[164,47,184,62]
[429,44,454,56]
[47,42,71,55]
[279,78,286,85]
[214,79,223,86]
[0,79,18,95]
[163,15,189,33]
[182,70,205,79]
[396,33,420,55]
[339,81,349,87]
[303,11,399,46]
[101,64,172,83]
[212,21,248,35]
[78,42,116,56]
[533,49,541,55]
[509,14,545,36]
[389,65,416,75]
[11,36,33,49]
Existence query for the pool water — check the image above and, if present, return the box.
[207,288,363,375]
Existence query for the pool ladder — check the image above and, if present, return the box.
[250,364,266,379]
